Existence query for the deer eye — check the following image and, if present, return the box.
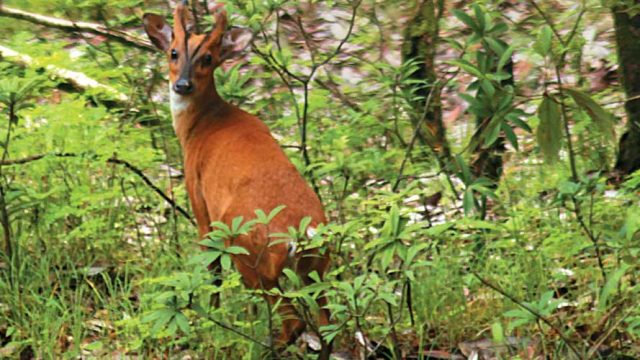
[202,54,213,66]
[170,49,178,60]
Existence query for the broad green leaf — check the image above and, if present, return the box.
[536,95,563,163]
[534,26,553,56]
[558,180,580,195]
[174,312,190,335]
[565,88,615,142]
[491,322,505,343]
[446,59,485,78]
[452,9,481,33]
[221,254,232,270]
[226,246,250,255]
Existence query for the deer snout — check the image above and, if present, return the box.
[173,78,194,95]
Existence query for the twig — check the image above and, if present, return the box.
[203,312,271,349]
[107,157,195,226]
[313,0,362,69]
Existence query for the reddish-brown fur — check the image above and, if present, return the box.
[143,2,330,347]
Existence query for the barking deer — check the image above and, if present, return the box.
[142,0,331,354]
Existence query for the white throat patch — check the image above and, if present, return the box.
[169,82,190,130]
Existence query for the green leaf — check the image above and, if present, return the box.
[283,268,301,287]
[299,216,313,235]
[189,251,222,266]
[502,123,519,150]
[174,312,190,334]
[558,180,580,195]
[231,216,244,234]
[267,205,287,222]
[378,292,398,306]
[221,254,232,270]
[598,264,630,312]
[225,246,250,255]
[489,23,508,34]
[497,45,514,70]
[491,322,505,344]
[456,154,472,185]
[625,207,640,241]
[446,59,484,78]
[536,95,563,163]
[565,88,615,142]
[473,5,486,33]
[507,113,532,132]
[84,341,103,351]
[463,189,475,215]
[453,9,481,33]
[484,116,503,147]
[534,25,553,56]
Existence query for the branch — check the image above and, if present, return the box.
[0,5,156,53]
[107,157,195,226]
[0,44,129,104]
[0,153,195,226]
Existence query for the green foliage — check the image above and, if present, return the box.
[536,94,563,163]
[0,0,637,358]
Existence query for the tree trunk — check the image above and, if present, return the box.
[612,4,640,176]
[402,0,452,164]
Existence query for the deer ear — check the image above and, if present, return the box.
[219,27,253,62]
[143,13,173,52]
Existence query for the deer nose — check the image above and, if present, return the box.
[173,79,193,95]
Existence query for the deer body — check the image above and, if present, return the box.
[179,99,327,287]
[143,1,330,349]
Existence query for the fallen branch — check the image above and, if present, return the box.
[0,44,129,103]
[0,152,194,226]
[0,5,155,53]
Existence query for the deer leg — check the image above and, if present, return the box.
[259,279,306,347]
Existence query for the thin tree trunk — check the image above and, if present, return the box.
[402,0,452,164]
[612,4,640,176]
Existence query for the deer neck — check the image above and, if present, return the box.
[169,81,225,146]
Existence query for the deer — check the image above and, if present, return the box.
[142,0,331,355]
